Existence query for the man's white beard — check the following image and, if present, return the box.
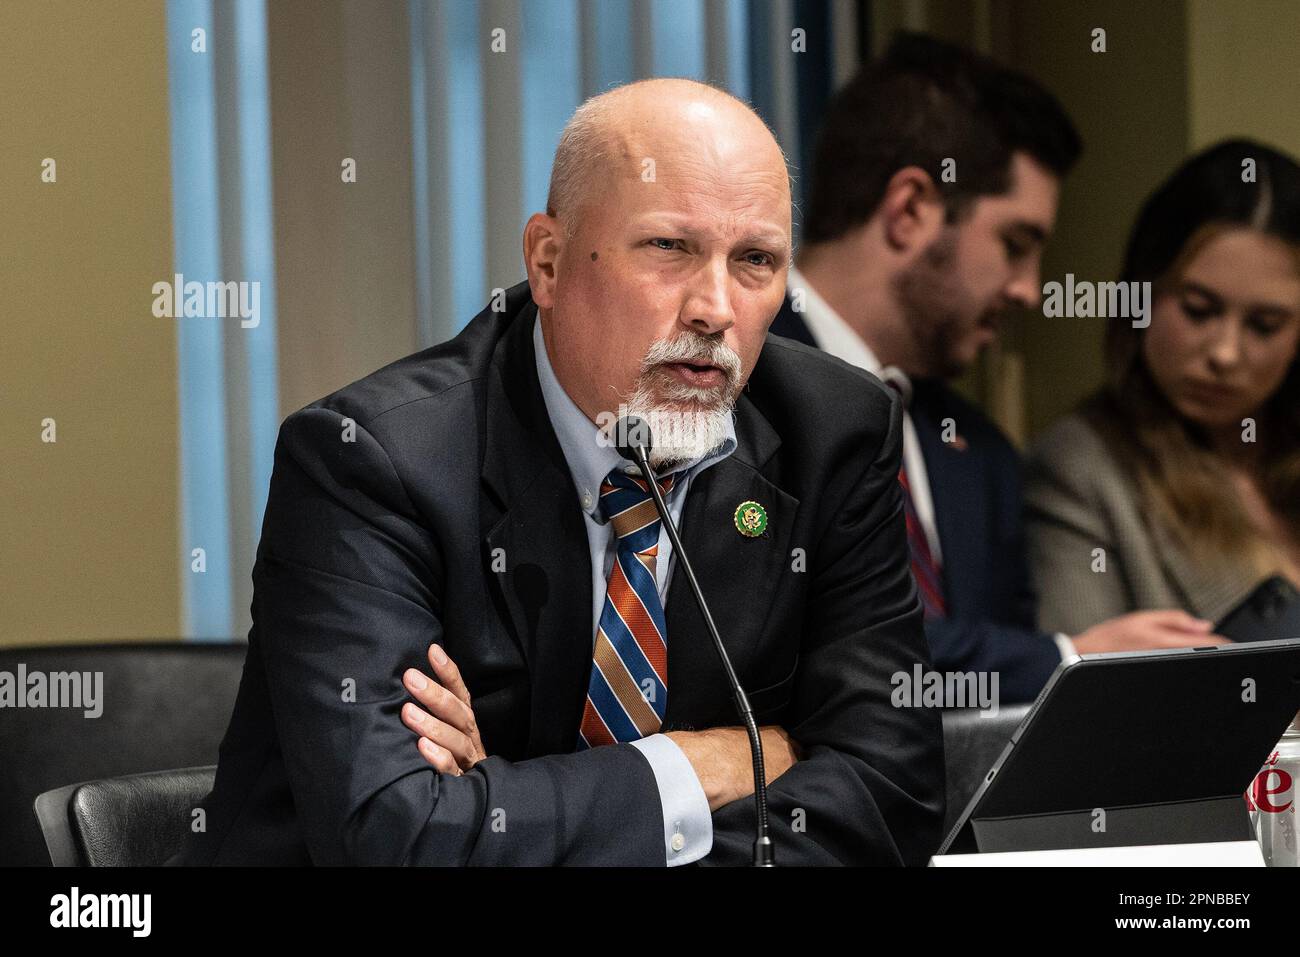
[618,392,734,471]
[616,390,733,468]
[615,331,742,470]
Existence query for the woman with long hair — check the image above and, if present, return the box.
[1025,139,1300,635]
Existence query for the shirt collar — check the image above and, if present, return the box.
[532,313,737,521]
[787,265,913,407]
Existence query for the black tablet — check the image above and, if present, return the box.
[939,638,1300,855]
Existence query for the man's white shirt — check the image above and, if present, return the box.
[533,315,717,865]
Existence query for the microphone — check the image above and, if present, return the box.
[614,414,775,867]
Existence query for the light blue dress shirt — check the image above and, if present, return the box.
[532,314,735,866]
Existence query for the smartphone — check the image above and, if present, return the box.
[1215,576,1300,643]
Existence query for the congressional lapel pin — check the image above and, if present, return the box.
[939,415,969,452]
[733,500,768,538]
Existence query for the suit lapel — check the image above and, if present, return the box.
[480,298,801,744]
[1150,519,1263,622]
[481,302,594,757]
[909,384,982,613]
[768,293,819,347]
[663,398,798,728]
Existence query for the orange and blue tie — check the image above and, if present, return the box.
[576,467,677,749]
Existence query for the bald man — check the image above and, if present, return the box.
[175,79,944,867]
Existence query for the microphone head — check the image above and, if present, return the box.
[614,415,653,464]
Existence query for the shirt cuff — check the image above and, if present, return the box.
[629,733,713,866]
[1054,632,1080,662]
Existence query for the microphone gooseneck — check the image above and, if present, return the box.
[614,415,775,867]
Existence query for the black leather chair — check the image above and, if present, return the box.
[940,702,1033,836]
[0,642,245,865]
[34,766,216,866]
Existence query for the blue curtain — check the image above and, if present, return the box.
[409,0,848,342]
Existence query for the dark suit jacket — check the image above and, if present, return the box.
[175,282,944,866]
[771,298,1061,703]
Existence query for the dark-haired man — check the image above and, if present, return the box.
[774,33,1220,703]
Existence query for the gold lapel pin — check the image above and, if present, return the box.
[734,500,768,538]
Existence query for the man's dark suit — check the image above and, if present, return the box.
[771,298,1061,703]
[175,282,944,866]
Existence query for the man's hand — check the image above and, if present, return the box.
[399,641,803,805]
[664,726,803,812]
[401,643,487,774]
[1072,609,1230,655]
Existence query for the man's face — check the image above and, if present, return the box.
[895,151,1060,379]
[540,101,791,463]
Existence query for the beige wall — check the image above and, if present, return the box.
[1,0,424,647]
[1000,0,1191,441]
[1188,0,1300,155]
[268,0,418,418]
[0,0,180,645]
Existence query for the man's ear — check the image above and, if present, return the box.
[879,166,946,254]
[523,213,564,308]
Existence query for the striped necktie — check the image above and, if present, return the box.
[576,467,677,749]
[884,377,947,620]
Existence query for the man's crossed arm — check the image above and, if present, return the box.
[258,402,942,866]
[398,641,804,813]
